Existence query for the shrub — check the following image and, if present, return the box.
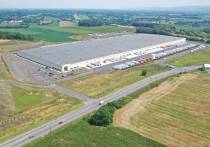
[89,104,116,126]
[141,69,147,76]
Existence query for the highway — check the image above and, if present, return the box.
[0,65,201,147]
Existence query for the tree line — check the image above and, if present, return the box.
[0,31,33,41]
[134,23,210,42]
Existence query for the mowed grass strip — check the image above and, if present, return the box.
[25,116,165,147]
[114,73,210,146]
[60,63,166,98]
[12,86,58,112]
[0,81,14,117]
[169,47,210,67]
[0,83,82,142]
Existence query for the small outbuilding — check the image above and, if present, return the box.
[203,64,210,71]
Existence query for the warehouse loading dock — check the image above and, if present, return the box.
[16,33,186,73]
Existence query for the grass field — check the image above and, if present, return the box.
[0,55,10,80]
[25,115,165,147]
[169,47,210,67]
[114,73,210,146]
[12,86,46,111]
[0,40,46,53]
[0,83,82,142]
[60,63,166,98]
[0,23,129,42]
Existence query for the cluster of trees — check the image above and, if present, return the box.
[176,20,210,27]
[89,104,117,126]
[89,98,132,126]
[78,19,105,27]
[0,24,29,29]
[0,32,33,41]
[0,9,76,25]
[135,23,210,42]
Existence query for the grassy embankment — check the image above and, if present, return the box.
[169,47,210,67]
[60,63,166,98]
[114,72,210,146]
[0,83,82,142]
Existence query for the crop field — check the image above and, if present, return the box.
[114,73,210,146]
[0,23,129,42]
[60,63,166,98]
[0,82,82,142]
[169,47,210,67]
[25,115,165,147]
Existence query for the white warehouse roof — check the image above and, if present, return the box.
[17,33,184,70]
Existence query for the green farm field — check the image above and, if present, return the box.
[169,47,210,67]
[60,63,166,98]
[0,23,129,42]
[114,73,210,146]
[25,115,165,147]
[0,82,82,142]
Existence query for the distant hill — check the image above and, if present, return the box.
[136,6,210,13]
[167,6,210,13]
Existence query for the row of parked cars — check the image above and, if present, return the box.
[87,62,102,69]
[87,56,130,69]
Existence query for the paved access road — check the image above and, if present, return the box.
[0,66,201,147]
[48,84,92,101]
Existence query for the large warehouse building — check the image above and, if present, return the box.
[17,34,186,73]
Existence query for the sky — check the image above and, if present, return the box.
[1,0,210,9]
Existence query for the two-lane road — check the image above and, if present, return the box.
[0,65,201,147]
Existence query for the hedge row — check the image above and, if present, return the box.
[0,31,33,41]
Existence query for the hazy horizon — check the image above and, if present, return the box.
[1,0,210,9]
